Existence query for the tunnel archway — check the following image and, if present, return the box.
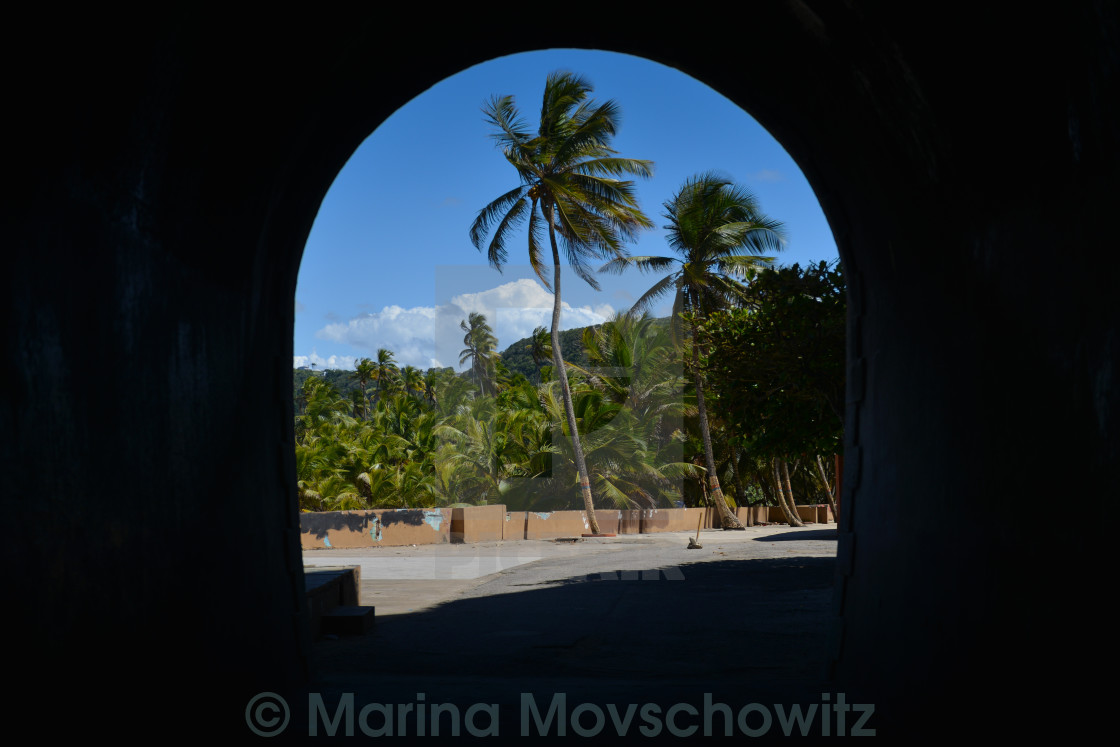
[8,6,1114,739]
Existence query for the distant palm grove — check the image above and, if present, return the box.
[295,71,845,526]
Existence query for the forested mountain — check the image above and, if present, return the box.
[496,325,594,382]
[293,321,617,405]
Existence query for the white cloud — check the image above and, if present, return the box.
[293,350,359,371]
[315,305,441,369]
[301,279,615,370]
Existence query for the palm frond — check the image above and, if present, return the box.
[629,272,679,317]
[715,253,776,279]
[600,255,677,276]
[566,172,644,212]
[526,200,551,291]
[573,157,655,180]
[538,71,593,140]
[482,195,530,269]
[470,186,526,251]
[482,95,533,159]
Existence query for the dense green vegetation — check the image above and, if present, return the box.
[696,261,846,523]
[294,72,844,521]
[294,261,844,516]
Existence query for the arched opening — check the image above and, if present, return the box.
[292,50,846,737]
[11,7,1111,741]
[293,48,841,501]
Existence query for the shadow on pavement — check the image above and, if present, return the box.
[753,528,837,542]
[298,556,839,740]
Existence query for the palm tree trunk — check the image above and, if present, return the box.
[755,462,777,520]
[769,458,791,523]
[770,457,802,526]
[815,454,839,521]
[547,214,600,535]
[834,453,843,521]
[780,458,805,526]
[690,328,744,530]
[729,445,754,527]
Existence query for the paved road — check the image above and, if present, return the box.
[294,525,840,740]
[303,524,836,615]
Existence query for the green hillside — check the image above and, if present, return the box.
[497,325,596,381]
[294,318,675,404]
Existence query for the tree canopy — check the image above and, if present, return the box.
[696,260,846,459]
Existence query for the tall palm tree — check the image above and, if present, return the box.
[373,348,398,405]
[527,325,551,384]
[401,365,424,401]
[422,368,443,410]
[602,172,785,529]
[459,312,499,397]
[470,71,654,534]
[354,357,377,420]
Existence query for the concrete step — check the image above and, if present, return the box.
[322,605,376,636]
[304,565,360,638]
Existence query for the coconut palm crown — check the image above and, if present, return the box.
[601,172,786,341]
[469,71,655,289]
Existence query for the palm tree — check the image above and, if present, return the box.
[526,325,551,384]
[401,365,424,401]
[354,357,377,420]
[602,172,785,529]
[422,368,444,410]
[470,71,654,534]
[533,378,699,511]
[459,312,499,397]
[373,348,398,405]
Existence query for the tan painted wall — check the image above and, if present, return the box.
[618,510,641,534]
[760,505,834,524]
[523,510,621,539]
[795,505,820,523]
[503,511,526,541]
[640,507,708,534]
[451,504,506,543]
[733,506,778,524]
[300,501,833,550]
[300,508,452,549]
[593,510,621,535]
[524,510,584,539]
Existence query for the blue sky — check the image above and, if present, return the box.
[294,49,838,371]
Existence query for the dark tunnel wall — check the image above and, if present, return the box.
[5,4,1115,738]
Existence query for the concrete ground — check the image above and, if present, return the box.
[290,525,842,741]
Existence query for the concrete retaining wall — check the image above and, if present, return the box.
[503,511,527,541]
[451,505,505,543]
[640,507,708,534]
[619,510,641,534]
[524,510,620,539]
[299,502,834,549]
[795,505,818,523]
[300,508,452,549]
[762,504,835,525]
